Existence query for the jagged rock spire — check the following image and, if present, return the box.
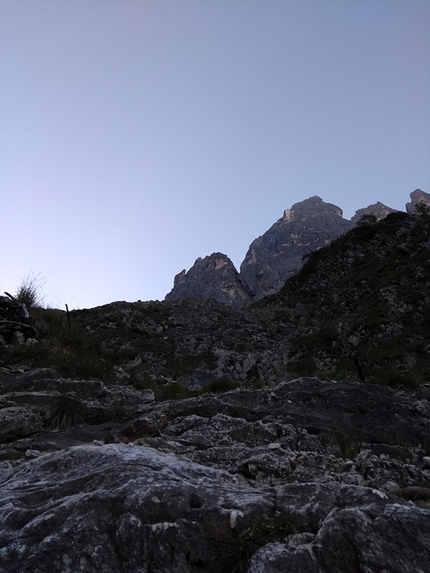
[165,252,252,307]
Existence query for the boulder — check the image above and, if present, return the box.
[0,406,43,441]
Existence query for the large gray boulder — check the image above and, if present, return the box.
[239,196,353,299]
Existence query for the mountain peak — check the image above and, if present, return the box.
[351,201,397,224]
[165,252,251,307]
[165,190,426,306]
[240,196,352,299]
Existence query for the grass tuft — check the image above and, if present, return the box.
[15,271,46,309]
[45,393,86,431]
[203,377,238,393]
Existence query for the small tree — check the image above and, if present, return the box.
[357,214,377,226]
[415,201,430,217]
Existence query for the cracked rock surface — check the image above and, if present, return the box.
[1,370,430,572]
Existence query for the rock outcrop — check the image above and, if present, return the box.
[1,443,429,573]
[165,252,252,307]
[406,188,430,214]
[239,196,353,299]
[1,371,430,572]
[351,201,397,224]
[2,189,430,571]
[268,209,430,385]
[0,295,37,346]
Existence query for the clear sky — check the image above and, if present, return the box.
[1,0,429,309]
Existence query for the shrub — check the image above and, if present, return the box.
[15,271,46,308]
[415,201,430,217]
[203,377,238,393]
[287,355,317,377]
[0,307,116,380]
[215,513,304,573]
[335,432,361,460]
[357,214,377,226]
[372,368,424,389]
[130,372,157,391]
[156,382,198,401]
[109,399,128,422]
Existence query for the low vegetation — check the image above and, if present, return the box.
[45,392,86,431]
[1,306,117,380]
[15,271,46,309]
[216,513,307,573]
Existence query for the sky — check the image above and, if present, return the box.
[1,0,429,309]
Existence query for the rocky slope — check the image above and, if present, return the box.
[1,369,430,572]
[3,192,430,390]
[263,207,430,386]
[1,188,430,571]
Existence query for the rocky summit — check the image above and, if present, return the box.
[167,191,430,308]
[1,188,430,572]
[166,194,403,306]
[165,252,252,307]
[240,196,353,300]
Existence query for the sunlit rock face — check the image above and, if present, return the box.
[239,196,353,300]
[406,189,430,214]
[165,252,252,307]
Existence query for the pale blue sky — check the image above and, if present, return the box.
[1,0,429,308]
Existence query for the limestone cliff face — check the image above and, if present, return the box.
[239,196,353,299]
[165,252,252,307]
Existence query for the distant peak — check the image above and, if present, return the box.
[281,196,344,220]
[351,201,396,224]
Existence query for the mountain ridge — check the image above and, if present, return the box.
[166,190,429,306]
